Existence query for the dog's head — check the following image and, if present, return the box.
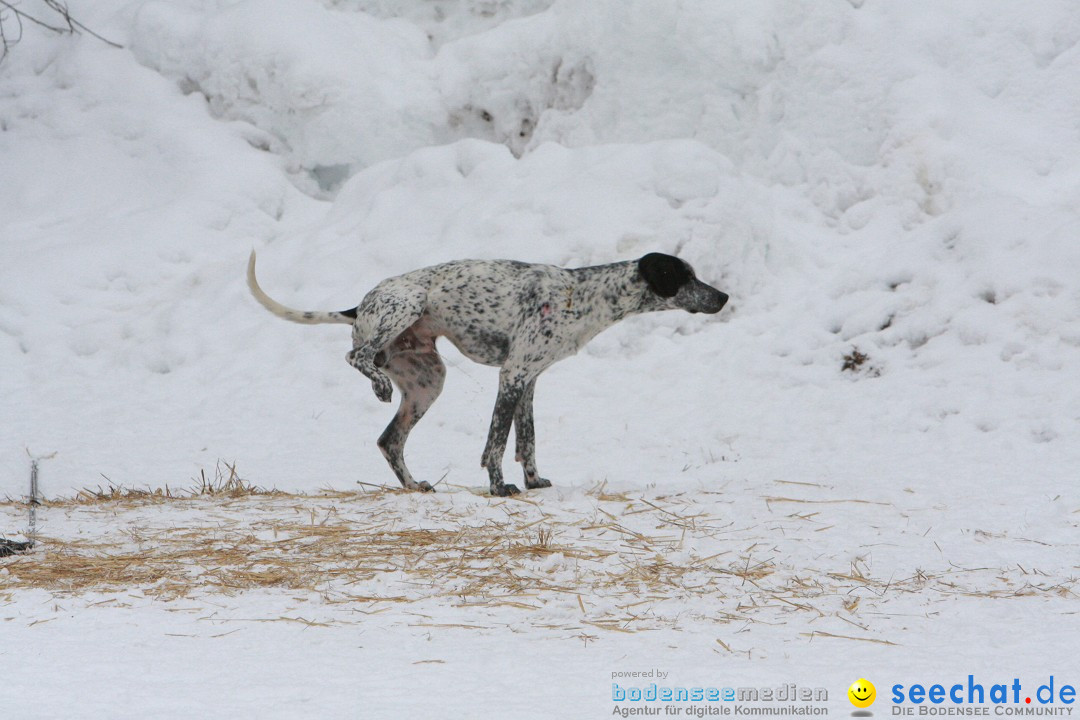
[638,253,728,314]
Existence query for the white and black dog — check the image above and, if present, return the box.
[247,251,728,496]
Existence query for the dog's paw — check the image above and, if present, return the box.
[490,483,521,497]
[525,476,552,490]
[371,374,393,403]
[417,481,435,493]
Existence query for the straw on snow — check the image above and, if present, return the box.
[1,481,1074,635]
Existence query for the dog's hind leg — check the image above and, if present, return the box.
[513,379,551,490]
[377,349,446,491]
[346,284,426,402]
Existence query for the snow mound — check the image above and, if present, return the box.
[2,0,1078,499]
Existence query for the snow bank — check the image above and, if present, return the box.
[2,0,1077,504]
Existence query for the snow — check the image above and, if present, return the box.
[2,0,1079,716]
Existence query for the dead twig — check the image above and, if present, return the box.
[0,0,121,66]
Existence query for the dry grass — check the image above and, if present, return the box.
[2,480,1075,636]
[63,461,279,506]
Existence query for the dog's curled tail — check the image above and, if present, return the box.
[247,251,357,325]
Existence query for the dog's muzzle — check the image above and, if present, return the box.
[679,281,729,314]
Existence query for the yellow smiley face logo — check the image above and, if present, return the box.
[848,679,876,708]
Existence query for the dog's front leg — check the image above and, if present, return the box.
[481,369,533,496]
[514,379,551,489]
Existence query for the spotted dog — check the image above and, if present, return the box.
[247,251,728,496]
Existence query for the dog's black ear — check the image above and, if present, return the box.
[638,253,691,298]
